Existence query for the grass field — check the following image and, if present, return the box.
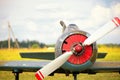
[0,47,120,80]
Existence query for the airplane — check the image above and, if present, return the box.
[0,17,120,80]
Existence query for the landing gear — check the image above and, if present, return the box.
[73,73,78,80]
[12,69,22,80]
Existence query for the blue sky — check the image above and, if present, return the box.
[0,0,120,44]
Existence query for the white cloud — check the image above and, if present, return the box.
[91,5,111,23]
[0,0,120,44]
[25,20,38,31]
[112,3,120,17]
[76,3,119,28]
[69,5,111,30]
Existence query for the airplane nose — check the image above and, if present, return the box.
[73,43,84,56]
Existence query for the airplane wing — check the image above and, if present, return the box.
[0,60,120,80]
[83,61,120,74]
[0,60,50,72]
[0,61,120,73]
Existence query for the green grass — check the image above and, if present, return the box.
[0,47,120,80]
[0,72,120,80]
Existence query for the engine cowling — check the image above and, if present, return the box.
[55,24,97,72]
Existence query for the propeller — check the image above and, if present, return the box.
[83,17,120,45]
[35,51,72,80]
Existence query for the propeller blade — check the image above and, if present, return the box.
[83,17,120,45]
[35,51,72,80]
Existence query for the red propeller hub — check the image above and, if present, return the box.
[74,44,82,53]
[72,43,84,56]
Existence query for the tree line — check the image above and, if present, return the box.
[0,39,46,48]
[0,39,120,49]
